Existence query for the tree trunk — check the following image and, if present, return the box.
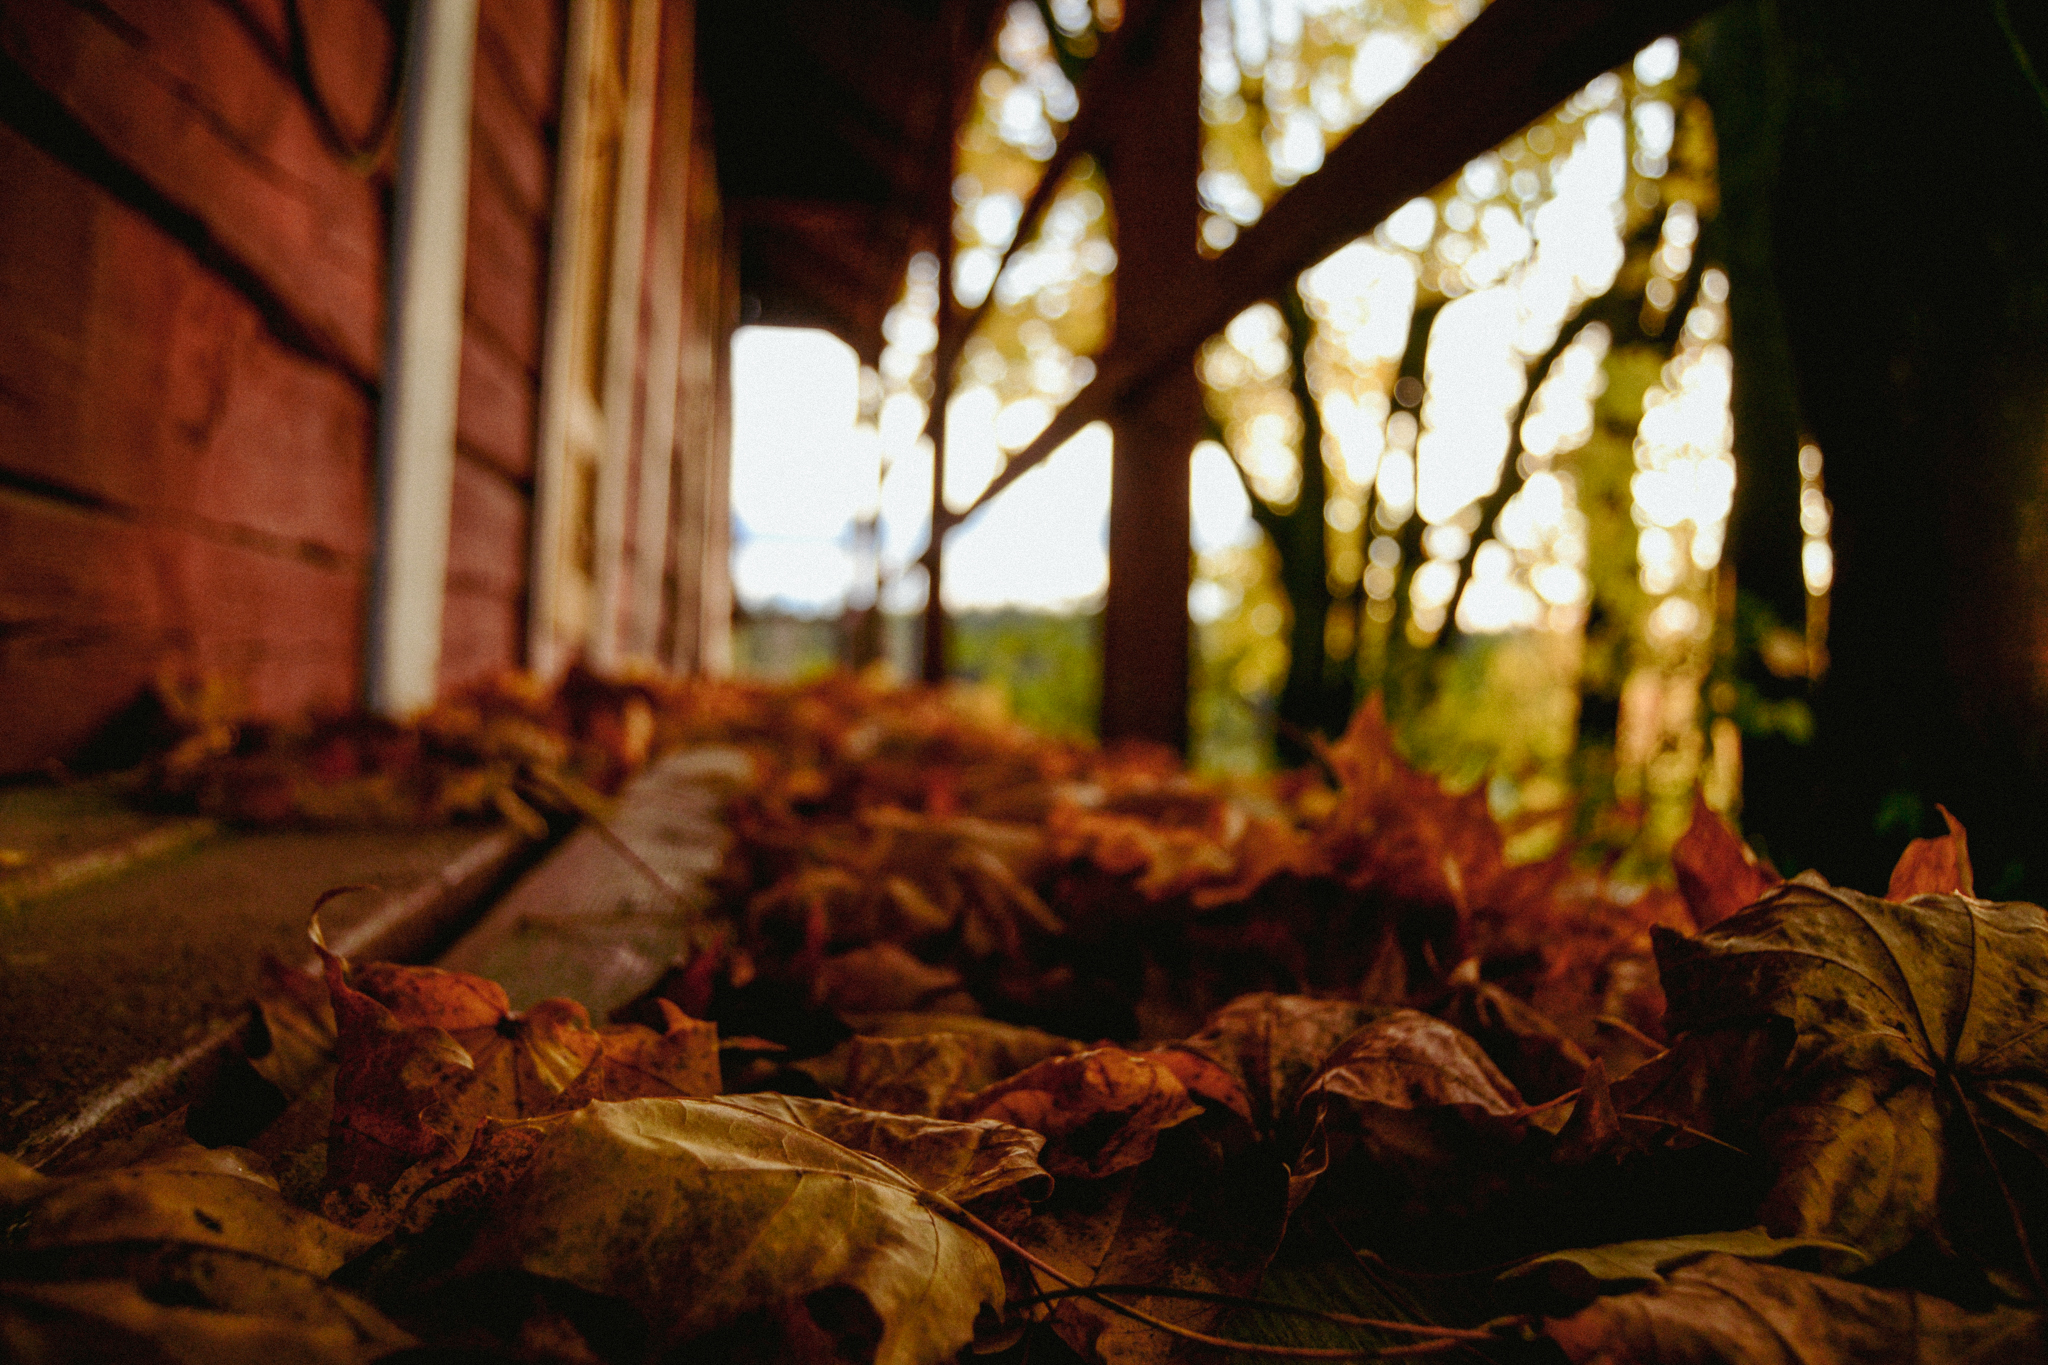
[1715,0,2048,895]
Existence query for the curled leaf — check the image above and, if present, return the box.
[799,1015,1082,1116]
[713,1092,1051,1213]
[1,1145,371,1276]
[1179,993,1383,1140]
[1441,957,1595,1103]
[1294,1009,1526,1218]
[318,940,479,1195]
[347,961,509,1032]
[1504,1227,1869,1304]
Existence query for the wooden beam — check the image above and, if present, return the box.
[925,0,1157,396]
[944,0,1723,532]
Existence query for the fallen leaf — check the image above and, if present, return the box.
[1312,696,1507,922]
[317,938,719,1207]
[1671,794,1780,930]
[801,1032,1012,1116]
[1503,1227,1869,1303]
[0,1243,413,1365]
[1888,805,1975,900]
[1294,1009,1527,1219]
[1141,1046,1255,1127]
[242,955,337,1100]
[961,1048,1203,1179]
[450,1097,1013,1364]
[1549,1058,1622,1163]
[457,996,605,1119]
[1015,1124,1291,1364]
[1440,957,1595,1103]
[1179,993,1383,1140]
[347,960,509,1032]
[1643,879,2048,1289]
[573,998,721,1101]
[318,940,481,1196]
[0,1145,371,1277]
[1543,1253,2047,1363]
[799,1015,1082,1115]
[713,1092,1052,1213]
[813,942,972,1015]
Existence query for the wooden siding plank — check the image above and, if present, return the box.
[462,168,549,372]
[193,0,397,142]
[0,489,362,774]
[104,0,397,164]
[0,123,373,561]
[440,454,528,686]
[455,326,539,482]
[1,0,386,378]
[470,34,553,222]
[478,0,564,130]
[439,583,524,688]
[446,454,529,598]
[436,746,737,1014]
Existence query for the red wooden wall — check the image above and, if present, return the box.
[0,0,565,773]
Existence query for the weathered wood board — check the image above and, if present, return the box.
[437,746,748,1016]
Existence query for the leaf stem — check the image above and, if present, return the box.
[519,769,691,909]
[1942,1068,2048,1299]
[922,1191,1514,1359]
[1013,1283,1491,1337]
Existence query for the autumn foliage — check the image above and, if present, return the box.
[4,673,2044,1362]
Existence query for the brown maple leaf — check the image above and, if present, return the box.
[1629,876,2048,1294]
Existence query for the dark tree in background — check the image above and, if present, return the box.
[1700,0,2048,897]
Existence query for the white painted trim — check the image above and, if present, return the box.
[368,0,481,716]
[587,0,665,670]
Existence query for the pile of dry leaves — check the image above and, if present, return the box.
[6,674,2045,1363]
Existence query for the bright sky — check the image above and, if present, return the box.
[730,326,1258,617]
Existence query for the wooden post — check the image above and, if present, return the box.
[367,0,480,716]
[1097,0,1202,749]
[920,367,953,683]
[916,0,975,686]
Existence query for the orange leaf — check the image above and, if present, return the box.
[578,1000,722,1102]
[316,942,478,1195]
[1672,794,1781,930]
[349,961,510,1032]
[1886,805,1975,900]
